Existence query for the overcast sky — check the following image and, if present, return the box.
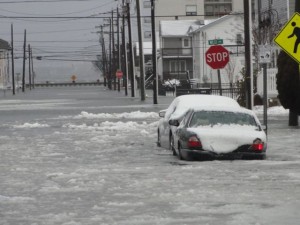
[0,0,130,83]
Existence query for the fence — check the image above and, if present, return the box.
[256,68,278,98]
[165,87,242,100]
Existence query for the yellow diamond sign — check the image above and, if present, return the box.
[274,13,300,64]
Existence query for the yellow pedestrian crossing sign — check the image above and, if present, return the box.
[274,13,300,64]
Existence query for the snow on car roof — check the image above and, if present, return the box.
[191,105,256,116]
[169,94,241,120]
[176,94,240,108]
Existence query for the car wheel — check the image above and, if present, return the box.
[178,144,184,160]
[157,130,161,147]
[169,134,176,156]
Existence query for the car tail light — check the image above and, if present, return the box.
[252,139,264,151]
[188,136,202,148]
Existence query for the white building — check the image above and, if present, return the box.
[140,0,243,40]
[0,39,10,89]
[190,14,245,86]
[159,20,203,82]
[155,0,243,21]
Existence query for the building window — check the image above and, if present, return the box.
[204,0,232,17]
[144,17,151,23]
[236,34,243,44]
[186,5,197,16]
[144,31,152,39]
[143,1,151,8]
[182,38,190,48]
[205,4,231,16]
[170,60,186,73]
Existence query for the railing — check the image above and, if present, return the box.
[162,71,194,81]
[30,82,103,88]
[210,88,241,100]
[161,48,192,57]
[165,87,242,100]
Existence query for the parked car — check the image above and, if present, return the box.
[169,106,267,160]
[157,94,241,151]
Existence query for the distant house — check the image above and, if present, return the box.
[0,39,10,89]
[190,14,245,87]
[134,41,160,79]
[159,20,203,82]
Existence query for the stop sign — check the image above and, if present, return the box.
[116,69,123,79]
[205,45,229,69]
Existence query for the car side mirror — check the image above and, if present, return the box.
[261,124,267,132]
[159,110,166,118]
[169,119,180,126]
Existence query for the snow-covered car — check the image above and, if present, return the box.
[157,94,241,151]
[169,106,267,160]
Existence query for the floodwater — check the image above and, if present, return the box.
[1,87,300,225]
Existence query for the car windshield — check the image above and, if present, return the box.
[189,110,258,127]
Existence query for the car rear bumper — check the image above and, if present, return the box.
[181,148,266,160]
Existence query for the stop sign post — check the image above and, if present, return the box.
[205,45,229,69]
[205,45,229,95]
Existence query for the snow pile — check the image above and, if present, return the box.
[0,195,34,203]
[13,122,50,128]
[63,121,158,136]
[74,111,159,119]
[253,105,289,116]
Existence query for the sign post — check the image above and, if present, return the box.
[259,44,271,135]
[205,45,230,95]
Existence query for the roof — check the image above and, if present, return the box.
[135,41,160,56]
[190,13,243,34]
[0,39,10,50]
[160,20,204,37]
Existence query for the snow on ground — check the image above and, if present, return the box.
[254,105,289,116]
[0,88,300,225]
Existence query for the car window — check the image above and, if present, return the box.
[189,111,258,127]
[189,111,210,127]
[181,110,193,127]
[164,99,177,119]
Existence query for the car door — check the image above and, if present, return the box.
[159,99,178,147]
[173,110,193,152]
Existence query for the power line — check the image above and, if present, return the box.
[0,0,98,3]
[0,12,245,19]
[0,0,112,16]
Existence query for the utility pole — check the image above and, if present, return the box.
[109,18,112,90]
[243,0,253,109]
[100,25,107,87]
[28,44,32,90]
[122,0,128,96]
[31,47,35,89]
[22,29,26,93]
[11,24,15,95]
[112,10,117,91]
[151,0,158,104]
[257,0,268,134]
[136,0,146,101]
[296,0,300,13]
[117,7,121,92]
[127,0,135,97]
